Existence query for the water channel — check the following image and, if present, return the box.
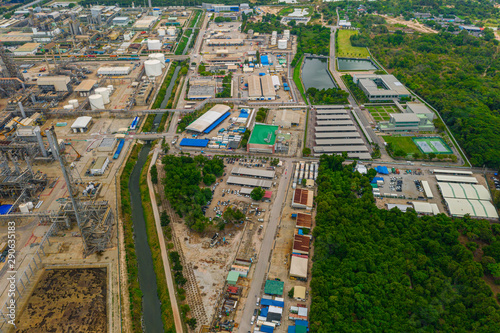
[337,58,379,71]
[160,65,181,109]
[128,144,163,332]
[301,57,337,91]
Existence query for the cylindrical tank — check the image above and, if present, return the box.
[167,27,176,36]
[158,28,165,36]
[68,99,79,108]
[144,59,162,77]
[63,104,74,110]
[89,94,105,110]
[148,53,165,66]
[278,39,287,49]
[284,30,290,39]
[147,39,162,50]
[95,87,110,104]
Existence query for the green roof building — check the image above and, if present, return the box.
[247,124,279,154]
[226,271,240,285]
[264,279,284,296]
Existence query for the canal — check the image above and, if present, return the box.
[128,144,163,332]
[301,57,337,91]
[337,58,378,71]
[160,65,181,109]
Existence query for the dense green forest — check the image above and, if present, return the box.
[161,155,224,232]
[369,31,500,168]
[306,87,349,105]
[311,154,500,332]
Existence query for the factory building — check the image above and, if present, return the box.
[90,156,110,176]
[13,42,41,56]
[112,16,130,26]
[97,66,131,75]
[74,79,97,97]
[231,167,275,179]
[71,116,93,133]
[292,188,313,210]
[37,76,71,92]
[226,176,273,188]
[133,16,158,30]
[185,104,231,133]
[247,124,279,153]
[247,75,276,100]
[353,74,411,101]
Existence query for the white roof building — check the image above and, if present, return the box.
[289,256,308,279]
[438,182,491,201]
[185,104,230,133]
[97,66,131,75]
[444,198,499,219]
[435,175,478,184]
[71,116,93,133]
[411,202,440,215]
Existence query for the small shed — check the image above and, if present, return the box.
[74,79,98,97]
[226,271,240,285]
[264,279,284,296]
[90,156,109,176]
[293,286,306,300]
[71,116,93,133]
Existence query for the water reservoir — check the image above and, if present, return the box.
[337,58,379,71]
[301,57,336,91]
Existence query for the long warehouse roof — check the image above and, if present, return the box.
[315,138,365,146]
[314,126,357,132]
[227,176,273,188]
[315,109,348,115]
[433,169,473,175]
[316,120,353,126]
[435,175,478,184]
[438,182,491,201]
[316,114,351,120]
[445,198,498,219]
[231,167,275,179]
[260,75,275,97]
[313,145,369,153]
[315,132,360,139]
[186,104,231,132]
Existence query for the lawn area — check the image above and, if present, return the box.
[293,55,307,104]
[383,136,421,156]
[367,105,400,123]
[337,30,370,58]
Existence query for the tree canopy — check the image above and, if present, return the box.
[250,187,265,201]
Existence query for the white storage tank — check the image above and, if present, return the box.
[284,30,290,39]
[68,99,79,108]
[89,94,105,110]
[167,27,176,36]
[158,28,166,36]
[63,104,74,110]
[19,203,30,214]
[95,87,110,104]
[147,39,162,50]
[278,39,287,49]
[148,53,166,66]
[144,59,162,77]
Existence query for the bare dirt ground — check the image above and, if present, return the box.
[260,6,282,15]
[16,268,107,333]
[381,15,438,34]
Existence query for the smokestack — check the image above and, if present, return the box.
[18,102,26,119]
[34,126,48,157]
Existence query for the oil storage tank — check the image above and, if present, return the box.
[144,59,162,77]
[89,94,105,110]
[95,87,110,104]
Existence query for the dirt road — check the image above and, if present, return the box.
[380,15,438,34]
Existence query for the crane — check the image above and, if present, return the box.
[67,143,82,161]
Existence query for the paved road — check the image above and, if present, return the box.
[238,159,293,332]
[147,148,183,333]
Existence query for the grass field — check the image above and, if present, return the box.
[383,136,421,156]
[293,55,307,104]
[367,105,399,121]
[337,30,370,58]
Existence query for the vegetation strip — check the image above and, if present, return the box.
[139,150,175,332]
[152,61,180,109]
[292,56,307,104]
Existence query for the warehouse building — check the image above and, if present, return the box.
[274,110,301,128]
[316,120,353,126]
[315,132,360,139]
[71,116,93,133]
[37,76,71,92]
[315,107,348,115]
[185,104,231,133]
[261,75,275,100]
[433,169,473,176]
[14,42,41,56]
[133,16,157,29]
[313,146,371,159]
[315,138,365,146]
[289,256,308,280]
[444,198,498,219]
[292,189,313,210]
[97,137,117,152]
[187,84,215,100]
[97,66,131,75]
[353,74,411,101]
[247,124,279,153]
[90,156,110,176]
[316,114,351,121]
[295,212,312,229]
[293,234,310,255]
[231,167,275,179]
[207,39,243,46]
[314,125,357,132]
[435,175,478,184]
[74,79,97,97]
[437,182,491,201]
[411,202,440,215]
[226,176,272,188]
[247,75,276,100]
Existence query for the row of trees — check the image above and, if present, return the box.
[311,154,500,332]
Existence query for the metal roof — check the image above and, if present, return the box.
[185,104,230,132]
[316,114,351,120]
[179,138,209,147]
[248,75,261,98]
[289,256,308,279]
[226,176,272,188]
[315,138,365,146]
[435,175,478,184]
[315,109,348,115]
[71,116,92,129]
[313,145,369,153]
[433,169,473,175]
[411,202,439,215]
[421,180,434,199]
[293,234,310,253]
[314,125,357,132]
[74,79,97,92]
[445,198,498,219]
[315,132,360,139]
[316,120,353,126]
[260,75,275,97]
[438,182,491,200]
[231,167,275,179]
[296,212,312,229]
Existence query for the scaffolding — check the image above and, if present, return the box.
[0,44,23,81]
[0,152,47,201]
[47,128,113,257]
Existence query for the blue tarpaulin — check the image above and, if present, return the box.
[288,326,296,333]
[261,55,269,65]
[260,306,269,317]
[375,166,389,174]
[179,138,209,147]
[260,299,285,308]
[370,177,384,184]
[204,111,231,134]
[239,109,249,118]
[0,205,12,215]
[261,325,274,333]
